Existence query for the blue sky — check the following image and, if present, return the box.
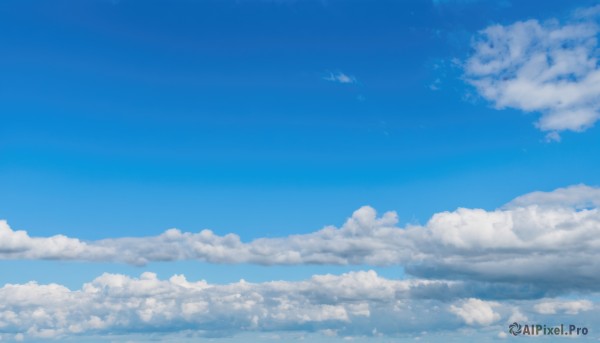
[2,0,600,341]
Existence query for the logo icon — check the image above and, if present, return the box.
[509,322,522,336]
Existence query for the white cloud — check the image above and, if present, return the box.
[5,185,600,293]
[0,221,97,259]
[0,206,409,266]
[0,271,469,340]
[534,299,593,315]
[506,183,600,209]
[449,298,500,326]
[404,185,600,289]
[324,72,357,84]
[464,8,600,139]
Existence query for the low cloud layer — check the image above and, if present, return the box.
[0,271,596,341]
[0,271,460,340]
[464,6,600,139]
[3,184,600,293]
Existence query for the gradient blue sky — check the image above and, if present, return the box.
[3,0,599,239]
[2,0,600,341]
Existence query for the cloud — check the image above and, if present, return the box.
[4,185,600,294]
[5,185,600,339]
[429,78,442,91]
[2,271,599,341]
[505,183,600,209]
[449,298,500,326]
[404,186,600,291]
[324,71,357,84]
[0,271,475,340]
[464,8,600,139]
[0,206,409,266]
[533,299,593,315]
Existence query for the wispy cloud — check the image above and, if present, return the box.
[533,300,593,315]
[3,185,600,294]
[323,71,357,84]
[464,7,600,140]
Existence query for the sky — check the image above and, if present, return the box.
[2,0,600,341]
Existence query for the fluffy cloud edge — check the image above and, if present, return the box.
[3,184,600,292]
[463,5,600,139]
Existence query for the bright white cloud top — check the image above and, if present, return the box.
[465,8,600,140]
[2,184,600,292]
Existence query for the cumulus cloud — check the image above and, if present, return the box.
[0,271,474,340]
[5,185,600,339]
[323,71,357,84]
[4,185,600,293]
[2,271,599,341]
[404,185,600,290]
[0,206,409,266]
[464,7,600,138]
[449,298,500,326]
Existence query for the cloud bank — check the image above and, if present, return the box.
[0,270,596,341]
[464,7,600,139]
[0,271,461,340]
[3,185,600,293]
